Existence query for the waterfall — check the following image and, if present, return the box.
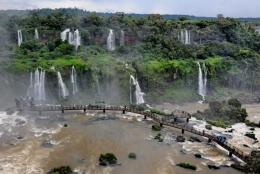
[130,75,145,104]
[180,30,184,43]
[18,30,22,46]
[26,72,33,96]
[35,29,39,39]
[33,68,45,100]
[185,30,189,44]
[68,29,81,50]
[57,72,69,98]
[71,66,78,94]
[107,29,115,51]
[93,74,100,94]
[120,30,124,46]
[61,28,70,41]
[197,62,207,101]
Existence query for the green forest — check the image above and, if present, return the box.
[1,9,260,105]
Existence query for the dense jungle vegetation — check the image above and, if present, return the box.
[1,9,260,105]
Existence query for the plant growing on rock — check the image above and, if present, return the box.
[128,152,137,159]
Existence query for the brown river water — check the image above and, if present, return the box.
[0,102,259,174]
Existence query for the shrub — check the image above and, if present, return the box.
[128,152,137,159]
[152,124,162,131]
[194,154,202,158]
[178,162,197,170]
[49,166,73,174]
[250,128,255,131]
[99,160,107,166]
[159,137,164,142]
[99,153,117,165]
[205,124,212,130]
[228,98,242,108]
[64,123,68,127]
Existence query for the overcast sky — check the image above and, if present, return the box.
[1,0,260,18]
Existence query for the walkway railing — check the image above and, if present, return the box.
[20,105,250,162]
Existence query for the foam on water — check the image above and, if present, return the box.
[31,125,61,137]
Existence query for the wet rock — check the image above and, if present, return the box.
[176,136,185,142]
[180,149,186,154]
[42,140,54,147]
[16,120,26,126]
[243,144,250,148]
[208,165,221,170]
[78,159,86,164]
[16,135,24,140]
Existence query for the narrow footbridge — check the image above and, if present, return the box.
[21,105,250,162]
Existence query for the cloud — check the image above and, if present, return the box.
[1,0,260,18]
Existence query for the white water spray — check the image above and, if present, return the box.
[130,75,145,104]
[57,72,69,98]
[18,30,22,46]
[61,28,70,41]
[33,68,45,100]
[197,62,207,101]
[120,30,124,46]
[69,29,81,50]
[107,29,115,51]
[35,29,39,39]
[71,66,78,94]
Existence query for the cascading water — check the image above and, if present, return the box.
[197,62,207,101]
[26,72,33,96]
[120,30,124,46]
[71,66,78,94]
[68,29,81,50]
[57,72,69,98]
[130,75,145,104]
[93,74,100,95]
[18,30,22,46]
[107,29,115,51]
[35,29,39,39]
[61,28,70,41]
[33,68,45,100]
[180,30,184,43]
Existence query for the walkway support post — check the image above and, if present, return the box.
[186,118,189,122]
[208,138,211,143]
[174,118,177,122]
[62,110,64,114]
[229,152,232,157]
[84,109,86,112]
[103,109,105,113]
[182,129,184,134]
[144,115,147,119]
[123,110,125,114]
[160,123,163,127]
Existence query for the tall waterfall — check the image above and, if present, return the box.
[61,28,70,41]
[120,30,124,46]
[18,30,22,46]
[71,66,78,94]
[179,30,190,45]
[35,29,39,39]
[33,68,45,100]
[197,62,207,101]
[57,72,69,98]
[69,29,81,50]
[107,29,115,51]
[130,75,145,104]
[93,74,100,94]
[26,72,33,96]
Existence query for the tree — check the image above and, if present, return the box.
[243,151,260,173]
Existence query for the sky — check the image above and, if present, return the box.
[1,0,260,18]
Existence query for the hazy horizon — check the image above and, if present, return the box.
[1,0,260,18]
